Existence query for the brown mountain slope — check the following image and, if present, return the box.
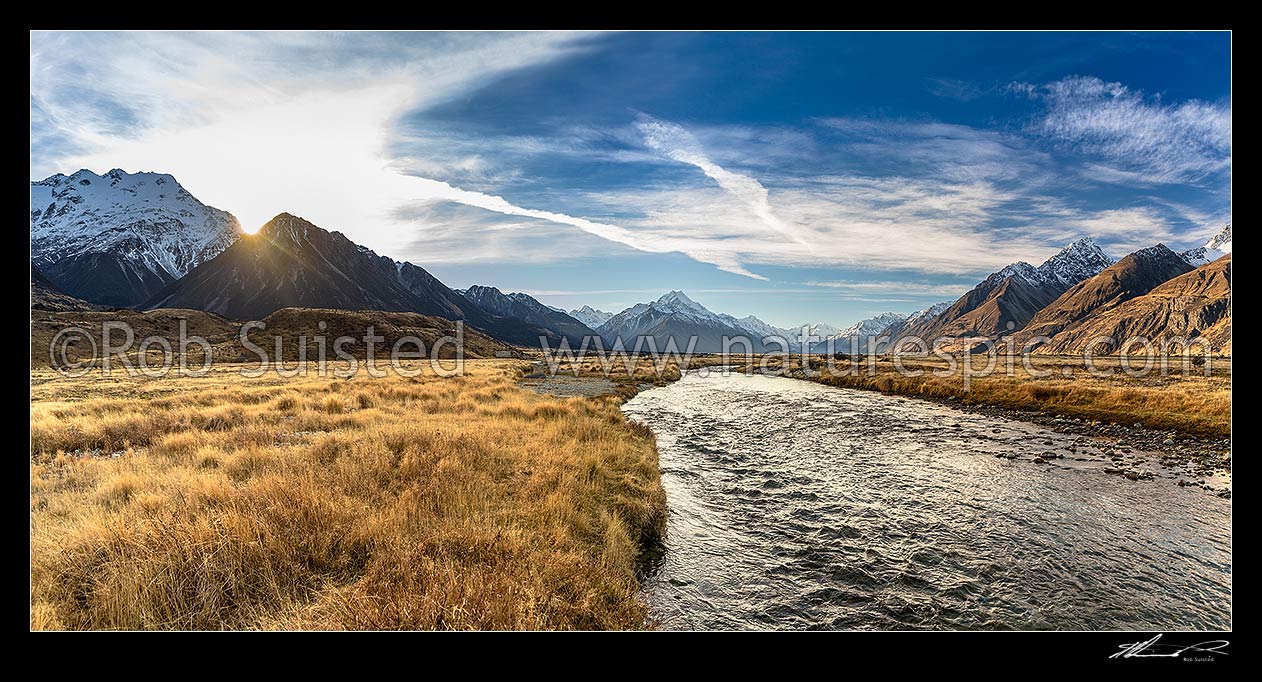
[1019,244,1194,349]
[897,267,1060,349]
[1035,254,1230,355]
[894,238,1116,350]
[247,308,514,361]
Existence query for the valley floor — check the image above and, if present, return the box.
[30,360,666,630]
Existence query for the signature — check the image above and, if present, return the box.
[1111,634,1230,660]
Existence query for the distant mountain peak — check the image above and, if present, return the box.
[994,261,1040,284]
[1183,224,1232,266]
[1131,243,1179,261]
[1206,224,1232,251]
[657,290,699,306]
[570,305,614,329]
[463,285,595,344]
[599,292,794,352]
[466,284,505,297]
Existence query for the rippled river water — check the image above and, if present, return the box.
[621,370,1231,630]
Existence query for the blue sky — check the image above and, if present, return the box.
[30,31,1231,327]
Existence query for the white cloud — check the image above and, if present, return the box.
[32,36,1228,283]
[804,280,974,297]
[31,31,604,237]
[1019,75,1231,183]
[1065,207,1180,253]
[634,114,807,244]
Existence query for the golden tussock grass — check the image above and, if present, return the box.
[795,355,1231,437]
[30,360,666,630]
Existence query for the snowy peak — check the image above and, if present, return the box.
[1206,224,1232,252]
[1036,236,1116,288]
[570,305,614,329]
[597,291,798,352]
[1182,224,1232,267]
[987,237,1115,289]
[798,322,842,338]
[993,261,1040,285]
[838,312,908,338]
[905,301,952,325]
[721,313,793,341]
[652,290,712,318]
[31,168,242,307]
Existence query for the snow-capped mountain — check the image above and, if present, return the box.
[800,322,842,339]
[596,291,794,352]
[895,237,1116,345]
[718,313,794,342]
[1181,224,1232,266]
[1034,237,1118,288]
[811,312,908,353]
[905,301,953,326]
[858,301,951,351]
[988,238,1117,290]
[836,312,908,339]
[1020,243,1197,352]
[570,305,614,329]
[31,169,242,307]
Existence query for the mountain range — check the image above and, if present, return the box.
[591,290,797,353]
[1016,244,1194,349]
[570,305,615,329]
[461,285,597,345]
[894,237,1117,350]
[29,169,1232,356]
[1034,254,1231,355]
[142,212,582,348]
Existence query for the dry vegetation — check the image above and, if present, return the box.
[30,307,516,369]
[30,360,665,630]
[771,354,1231,437]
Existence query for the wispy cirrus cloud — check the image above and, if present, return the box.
[926,77,991,102]
[634,113,807,244]
[1015,75,1231,184]
[803,280,974,297]
[31,31,1229,288]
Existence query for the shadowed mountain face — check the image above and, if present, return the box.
[463,285,597,346]
[916,271,1063,343]
[1019,244,1195,349]
[1035,254,1230,355]
[31,169,241,307]
[142,213,564,347]
[144,213,439,319]
[31,265,98,313]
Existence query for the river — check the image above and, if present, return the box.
[621,370,1231,630]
